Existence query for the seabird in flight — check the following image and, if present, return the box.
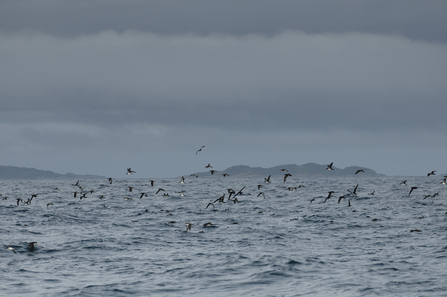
[355,170,364,175]
[408,186,418,196]
[5,246,17,254]
[348,184,359,195]
[264,175,271,183]
[149,180,155,187]
[427,170,436,177]
[205,164,213,168]
[326,162,334,170]
[214,195,226,203]
[400,180,407,185]
[126,168,136,175]
[140,192,148,199]
[324,191,335,203]
[179,176,185,184]
[283,173,292,183]
[185,223,194,231]
[108,178,113,184]
[196,146,205,155]
[28,242,37,251]
[210,170,216,175]
[155,188,165,194]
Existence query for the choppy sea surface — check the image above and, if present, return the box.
[1,175,447,297]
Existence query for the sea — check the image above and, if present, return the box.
[1,175,446,297]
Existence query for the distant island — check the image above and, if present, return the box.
[191,163,385,178]
[0,165,107,180]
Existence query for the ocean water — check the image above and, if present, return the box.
[1,175,446,297]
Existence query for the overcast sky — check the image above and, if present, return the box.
[1,0,447,178]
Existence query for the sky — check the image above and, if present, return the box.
[1,0,447,178]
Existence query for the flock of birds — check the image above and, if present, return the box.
[3,145,447,253]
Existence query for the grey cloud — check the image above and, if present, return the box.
[1,0,447,43]
[1,31,446,134]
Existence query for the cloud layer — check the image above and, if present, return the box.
[1,2,446,177]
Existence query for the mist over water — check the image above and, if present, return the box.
[1,176,446,296]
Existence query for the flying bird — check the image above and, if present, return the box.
[326,162,334,170]
[283,173,292,183]
[149,180,155,187]
[28,242,37,251]
[185,223,194,231]
[427,170,436,177]
[324,191,335,203]
[196,146,205,155]
[408,186,418,196]
[5,246,17,254]
[126,168,136,175]
[214,194,226,203]
[264,175,271,183]
[355,170,364,174]
[205,164,213,168]
[348,184,359,195]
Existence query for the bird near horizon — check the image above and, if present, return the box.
[126,168,135,175]
[326,162,334,170]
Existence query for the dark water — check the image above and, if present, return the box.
[1,175,447,296]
